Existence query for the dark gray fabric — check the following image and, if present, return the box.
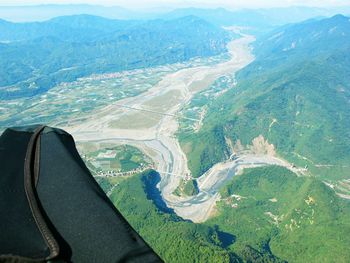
[0,125,162,263]
[0,128,50,260]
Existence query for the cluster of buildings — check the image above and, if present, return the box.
[94,163,155,178]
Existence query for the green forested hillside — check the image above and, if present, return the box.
[211,166,350,262]
[108,170,238,263]
[105,167,350,262]
[180,15,350,180]
[0,15,229,99]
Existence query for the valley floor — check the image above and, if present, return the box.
[65,33,305,222]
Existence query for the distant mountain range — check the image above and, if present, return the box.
[164,7,323,29]
[0,15,140,42]
[1,5,349,27]
[0,4,153,22]
[0,15,229,99]
[163,6,350,34]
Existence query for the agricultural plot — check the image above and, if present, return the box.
[78,143,153,177]
[0,52,229,132]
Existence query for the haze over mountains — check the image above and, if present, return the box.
[0,4,147,22]
[163,6,348,30]
[1,4,350,23]
[1,4,350,262]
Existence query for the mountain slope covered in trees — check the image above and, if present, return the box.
[105,166,350,262]
[180,15,350,180]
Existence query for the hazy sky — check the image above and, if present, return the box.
[1,0,350,9]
